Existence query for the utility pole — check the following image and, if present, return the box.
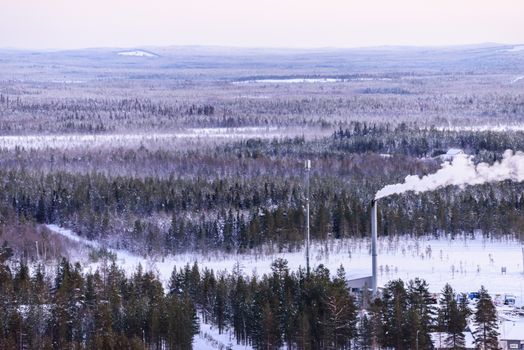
[305,159,311,276]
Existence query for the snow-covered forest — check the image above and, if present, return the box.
[0,44,524,349]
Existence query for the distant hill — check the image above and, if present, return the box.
[0,43,522,82]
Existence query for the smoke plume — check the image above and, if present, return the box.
[375,150,524,199]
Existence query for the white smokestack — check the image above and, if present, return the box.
[371,200,378,296]
[375,150,524,200]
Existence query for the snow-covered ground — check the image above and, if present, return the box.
[234,77,392,84]
[511,76,524,84]
[117,50,158,57]
[45,225,524,348]
[506,45,524,53]
[0,127,289,150]
[50,80,85,84]
[46,225,524,296]
[436,124,524,132]
[194,316,253,350]
[235,78,344,84]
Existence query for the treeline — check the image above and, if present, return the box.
[0,257,198,350]
[0,252,500,349]
[222,123,524,159]
[332,122,524,157]
[1,124,524,255]
[2,78,524,133]
[170,259,359,349]
[0,93,223,133]
[0,165,523,255]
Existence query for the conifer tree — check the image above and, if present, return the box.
[437,284,469,349]
[382,279,409,349]
[326,266,357,349]
[406,278,435,349]
[473,286,499,350]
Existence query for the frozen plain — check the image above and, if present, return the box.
[47,224,524,297]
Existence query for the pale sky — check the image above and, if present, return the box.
[2,0,523,49]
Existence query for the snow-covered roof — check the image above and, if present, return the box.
[500,320,524,340]
[446,148,464,156]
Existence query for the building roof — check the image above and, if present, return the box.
[446,148,464,156]
[438,148,465,161]
[500,320,524,340]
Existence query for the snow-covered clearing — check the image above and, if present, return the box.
[234,77,392,84]
[236,78,344,84]
[50,80,85,84]
[46,225,524,347]
[506,45,524,53]
[0,127,288,150]
[194,316,253,350]
[117,50,157,57]
[436,124,524,132]
[511,76,524,84]
[46,225,524,297]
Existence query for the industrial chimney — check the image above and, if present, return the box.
[371,199,378,295]
[305,159,311,275]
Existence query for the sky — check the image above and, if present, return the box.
[1,0,523,49]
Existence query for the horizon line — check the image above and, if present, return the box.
[1,41,522,52]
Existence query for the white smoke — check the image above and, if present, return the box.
[375,150,524,200]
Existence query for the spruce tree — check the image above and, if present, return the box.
[406,278,435,349]
[473,286,499,350]
[382,279,409,349]
[437,284,469,349]
[326,266,357,349]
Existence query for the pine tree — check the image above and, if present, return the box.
[406,278,435,349]
[473,286,499,350]
[437,284,469,349]
[367,297,385,349]
[165,294,198,350]
[381,279,409,349]
[230,274,251,345]
[214,275,228,334]
[326,266,357,349]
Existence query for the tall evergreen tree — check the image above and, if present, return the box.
[406,278,435,349]
[326,266,357,349]
[437,284,469,349]
[473,286,499,350]
[381,279,409,349]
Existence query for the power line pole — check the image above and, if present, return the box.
[305,159,311,276]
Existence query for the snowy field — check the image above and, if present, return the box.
[47,225,524,297]
[117,50,158,57]
[512,76,524,84]
[506,45,524,53]
[234,77,393,84]
[0,127,293,150]
[436,124,524,132]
